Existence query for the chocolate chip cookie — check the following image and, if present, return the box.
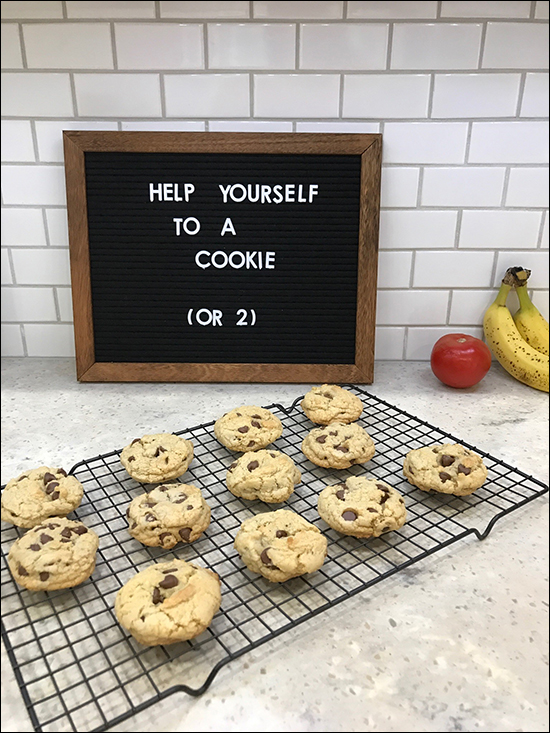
[226,450,301,503]
[114,559,221,646]
[120,433,194,483]
[214,406,283,452]
[403,443,488,496]
[233,509,327,582]
[7,517,99,591]
[301,422,375,469]
[1,466,83,528]
[318,477,406,538]
[301,384,363,425]
[126,483,211,548]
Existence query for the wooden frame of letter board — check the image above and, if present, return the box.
[63,131,382,383]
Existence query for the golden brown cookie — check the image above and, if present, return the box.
[214,406,283,452]
[403,443,487,496]
[120,433,194,483]
[301,422,375,469]
[301,384,363,425]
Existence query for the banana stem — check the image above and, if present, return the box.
[516,284,534,311]
[494,282,512,306]
[502,267,531,288]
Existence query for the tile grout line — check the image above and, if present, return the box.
[109,22,118,71]
[477,21,488,70]
[515,72,528,117]
[536,209,547,248]
[41,207,51,247]
[19,324,28,357]
[52,287,62,322]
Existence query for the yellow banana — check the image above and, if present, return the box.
[483,270,549,393]
[513,282,549,356]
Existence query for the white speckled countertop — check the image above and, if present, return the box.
[1,358,548,733]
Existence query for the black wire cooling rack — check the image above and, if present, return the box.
[1,385,548,733]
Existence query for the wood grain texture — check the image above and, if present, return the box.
[63,132,382,384]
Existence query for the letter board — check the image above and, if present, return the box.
[63,132,382,383]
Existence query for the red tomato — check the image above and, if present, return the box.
[430,333,492,388]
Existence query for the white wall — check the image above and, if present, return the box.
[1,0,548,359]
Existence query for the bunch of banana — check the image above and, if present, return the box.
[483,267,549,393]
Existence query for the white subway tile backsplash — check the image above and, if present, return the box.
[255,1,343,18]
[376,290,449,325]
[45,209,69,247]
[348,2,437,19]
[1,24,22,68]
[449,290,496,325]
[1,165,66,205]
[505,167,549,207]
[1,73,74,117]
[66,1,155,18]
[391,23,482,70]
[380,168,420,208]
[532,290,549,320]
[25,323,75,356]
[209,23,295,70]
[300,24,388,70]
[35,120,118,162]
[541,215,549,248]
[1,324,24,355]
[379,211,458,249]
[377,251,413,288]
[431,74,521,118]
[483,23,550,69]
[459,210,543,249]
[116,24,203,70]
[160,1,249,18]
[1,209,46,246]
[383,122,468,164]
[493,251,550,288]
[441,1,531,17]
[422,167,506,207]
[374,327,406,360]
[469,121,549,164]
[56,288,73,321]
[1,120,35,162]
[414,251,495,287]
[536,1,550,19]
[406,326,484,360]
[296,121,379,132]
[254,74,340,118]
[343,74,430,118]
[11,248,70,285]
[1,249,13,284]
[521,74,550,118]
[1,2,62,19]
[1,287,57,321]
[23,24,114,70]
[165,74,249,117]
[74,74,162,117]
[209,120,293,131]
[120,121,206,130]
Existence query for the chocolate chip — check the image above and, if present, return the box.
[172,494,188,504]
[131,438,141,445]
[247,441,256,447]
[342,510,357,521]
[159,574,179,589]
[229,462,238,471]
[128,456,135,462]
[131,522,137,529]
[43,472,56,484]
[39,572,49,581]
[270,453,277,458]
[260,548,279,569]
[145,513,156,522]
[186,505,193,510]
[251,414,262,419]
[251,420,261,428]
[40,533,53,544]
[163,568,178,573]
[275,530,288,538]
[61,527,72,538]
[179,527,192,542]
[316,435,327,444]
[329,431,338,436]
[154,446,167,457]
[18,565,28,576]
[57,469,67,477]
[440,455,455,467]
[336,445,349,453]
[72,525,88,535]
[381,526,391,532]
[247,460,259,471]
[144,500,157,507]
[60,538,71,543]
[126,506,130,517]
[17,475,27,481]
[457,464,471,475]
[439,472,452,483]
[323,392,333,399]
[159,532,172,544]
[409,467,415,475]
[236,412,242,416]
[336,489,346,500]
[47,523,59,529]
[50,491,60,501]
[152,587,162,604]
[367,507,378,513]
[238,426,249,433]
[29,544,41,551]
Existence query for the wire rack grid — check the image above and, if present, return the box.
[1,385,548,733]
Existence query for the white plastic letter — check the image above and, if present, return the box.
[195,251,210,269]
[184,183,195,202]
[265,252,275,269]
[173,217,183,235]
[309,184,319,203]
[149,183,162,202]
[221,217,237,236]
[219,184,231,203]
[183,217,200,235]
